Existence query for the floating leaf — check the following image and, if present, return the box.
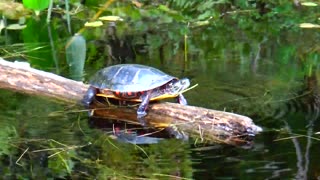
[191,20,210,27]
[22,0,50,11]
[5,24,27,30]
[299,23,320,28]
[301,2,318,6]
[99,16,124,21]
[84,21,103,27]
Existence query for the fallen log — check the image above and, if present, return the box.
[0,58,262,147]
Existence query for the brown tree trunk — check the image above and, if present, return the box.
[0,58,262,147]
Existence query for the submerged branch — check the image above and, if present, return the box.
[0,58,262,147]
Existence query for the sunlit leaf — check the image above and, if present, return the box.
[84,21,103,27]
[5,24,27,30]
[22,0,50,11]
[99,15,124,21]
[191,20,210,27]
[301,2,318,6]
[299,23,320,28]
[158,4,171,12]
[34,10,40,16]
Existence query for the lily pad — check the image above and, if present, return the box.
[301,2,318,6]
[84,21,103,27]
[299,23,320,28]
[5,24,27,30]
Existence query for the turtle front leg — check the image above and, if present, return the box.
[82,86,97,107]
[82,86,98,116]
[177,94,187,105]
[137,90,152,126]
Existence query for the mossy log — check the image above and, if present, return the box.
[0,58,262,147]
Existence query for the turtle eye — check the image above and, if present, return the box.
[168,82,174,89]
[180,78,190,88]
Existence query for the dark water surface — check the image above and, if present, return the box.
[1,11,320,180]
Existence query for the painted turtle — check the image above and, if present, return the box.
[82,64,190,125]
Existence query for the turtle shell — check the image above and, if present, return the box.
[89,64,176,92]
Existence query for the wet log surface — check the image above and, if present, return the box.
[0,58,262,147]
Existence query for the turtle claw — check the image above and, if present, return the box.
[88,109,94,116]
[137,112,147,126]
[177,94,187,105]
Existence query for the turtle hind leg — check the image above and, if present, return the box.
[137,90,152,126]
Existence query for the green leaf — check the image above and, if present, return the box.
[147,35,164,49]
[158,5,171,12]
[22,17,57,70]
[23,0,50,11]
[197,11,212,20]
[66,34,86,81]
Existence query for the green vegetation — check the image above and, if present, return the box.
[1,0,320,179]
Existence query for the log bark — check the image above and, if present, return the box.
[0,58,262,147]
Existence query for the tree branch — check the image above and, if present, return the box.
[0,58,262,147]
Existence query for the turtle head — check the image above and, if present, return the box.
[168,78,190,94]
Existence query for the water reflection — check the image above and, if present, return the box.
[88,117,169,144]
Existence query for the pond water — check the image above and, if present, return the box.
[1,3,320,179]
